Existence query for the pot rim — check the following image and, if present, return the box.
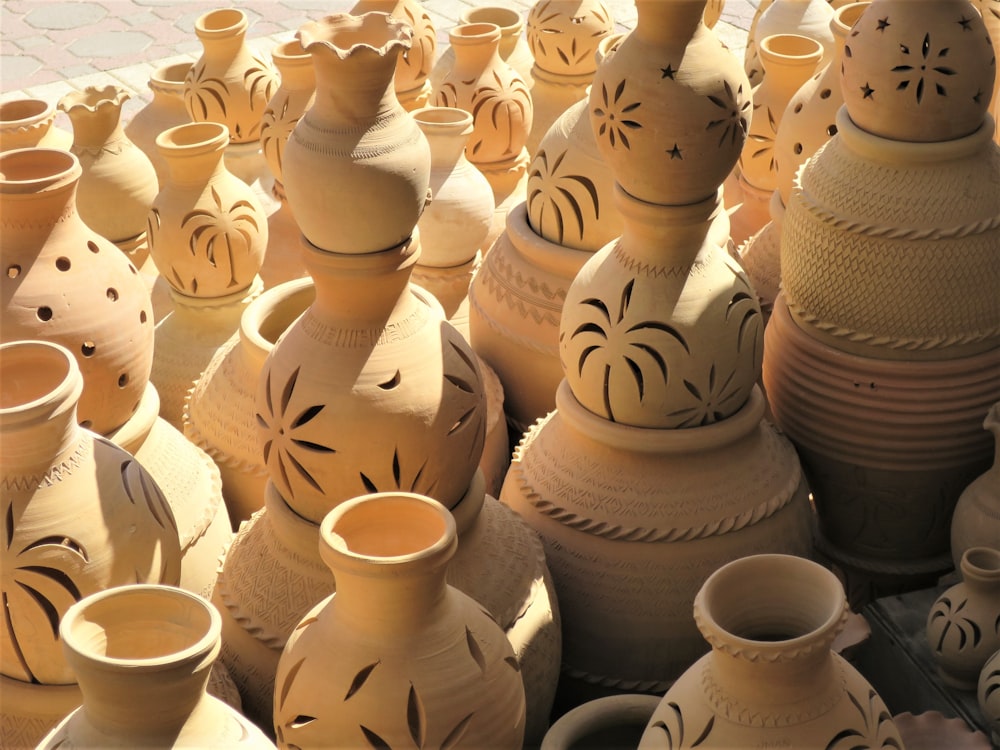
[296,12,413,61]
[0,147,81,194]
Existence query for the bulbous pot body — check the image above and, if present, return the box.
[282,12,431,254]
[950,403,1000,569]
[0,340,181,688]
[148,122,268,299]
[0,98,72,152]
[38,585,274,748]
[637,554,904,749]
[0,148,154,435]
[184,8,278,145]
[927,547,1000,690]
[272,493,526,749]
[124,62,193,188]
[979,648,1000,746]
[500,382,814,706]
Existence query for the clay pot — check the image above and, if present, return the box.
[351,0,437,110]
[0,339,181,687]
[979,648,1000,746]
[746,0,835,87]
[976,0,1000,146]
[260,40,315,192]
[0,98,72,152]
[588,0,752,206]
[541,694,661,750]
[501,382,814,707]
[148,122,267,298]
[431,6,535,93]
[125,62,193,188]
[841,0,995,143]
[184,7,278,144]
[743,0,775,86]
[951,403,1000,569]
[638,554,904,748]
[927,547,1000,690]
[37,585,274,749]
[282,12,431,254]
[58,85,159,259]
[0,148,154,435]
[272,493,526,748]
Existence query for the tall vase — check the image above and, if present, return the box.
[125,62,193,189]
[0,148,154,436]
[0,340,182,746]
[38,585,274,749]
[350,0,438,110]
[951,403,1000,569]
[927,547,1000,690]
[273,493,526,749]
[637,554,904,748]
[282,12,430,254]
[0,98,72,152]
[58,85,159,265]
[260,40,315,196]
[184,8,278,145]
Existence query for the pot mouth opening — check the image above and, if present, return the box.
[242,278,314,351]
[759,33,823,63]
[196,8,247,35]
[460,6,522,33]
[961,546,1000,579]
[0,98,52,126]
[273,39,309,60]
[297,12,413,60]
[412,105,473,129]
[833,2,869,36]
[450,22,503,44]
[58,85,128,114]
[0,147,80,192]
[151,61,193,87]
[0,340,76,412]
[156,121,228,152]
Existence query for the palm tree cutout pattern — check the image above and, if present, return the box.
[824,689,902,750]
[706,80,751,148]
[527,148,601,245]
[435,72,531,162]
[592,79,642,149]
[185,58,276,141]
[568,279,689,422]
[261,97,298,178]
[891,32,956,103]
[929,595,986,653]
[646,702,715,747]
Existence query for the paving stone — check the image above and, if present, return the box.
[1,54,44,87]
[122,10,160,28]
[57,63,104,81]
[25,2,106,31]
[12,35,53,51]
[69,30,153,59]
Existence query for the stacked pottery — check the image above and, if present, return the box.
[147,121,268,429]
[0,339,182,748]
[950,402,1000,569]
[0,98,72,152]
[763,0,1000,604]
[744,0,835,87]
[637,554,904,748]
[125,62,193,189]
[524,0,616,157]
[212,14,561,745]
[58,85,159,269]
[433,21,533,254]
[501,0,814,713]
[739,2,869,321]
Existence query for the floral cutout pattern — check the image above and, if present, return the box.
[706,80,751,148]
[592,79,642,149]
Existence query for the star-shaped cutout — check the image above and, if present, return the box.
[958,15,973,30]
[876,17,890,31]
[667,143,682,159]
[861,82,875,99]
[661,64,676,80]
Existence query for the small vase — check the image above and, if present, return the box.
[979,649,1000,746]
[588,0,752,206]
[0,148,154,435]
[58,85,159,260]
[746,0,835,87]
[38,585,275,749]
[638,554,904,749]
[148,122,268,299]
[0,339,182,687]
[0,98,72,152]
[125,62,193,188]
[282,11,431,254]
[351,0,438,110]
[260,40,315,193]
[951,403,1000,569]
[927,547,1000,690]
[273,492,526,749]
[841,0,995,142]
[184,7,278,145]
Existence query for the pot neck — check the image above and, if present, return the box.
[59,87,129,150]
[0,149,82,242]
[157,122,229,186]
[830,3,868,68]
[959,547,1000,595]
[272,41,316,93]
[449,23,504,78]
[148,62,191,104]
[633,0,708,46]
[615,184,723,269]
[413,107,474,170]
[238,277,315,378]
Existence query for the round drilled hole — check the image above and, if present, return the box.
[81,341,96,357]
[794,103,803,114]
[55,257,71,271]
[139,310,148,324]
[87,241,100,253]
[118,372,129,388]
[37,306,53,321]
[7,265,20,279]
[793,143,803,155]
[819,88,832,99]
[80,419,93,429]
[827,124,838,136]
[106,288,119,302]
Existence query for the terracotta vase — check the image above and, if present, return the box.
[184,7,278,145]
[541,694,661,750]
[951,403,1000,569]
[260,40,315,194]
[743,0,774,86]
[927,547,1000,690]
[0,98,72,152]
[58,85,159,262]
[351,0,437,110]
[273,493,526,749]
[975,0,1000,146]
[841,0,995,143]
[0,339,182,688]
[588,0,752,206]
[524,0,616,157]
[148,121,267,299]
[730,33,823,247]
[501,382,813,707]
[38,585,274,749]
[125,61,193,189]
[979,648,1000,746]
[215,472,561,744]
[637,554,904,748]
[745,0,835,87]
[0,148,154,435]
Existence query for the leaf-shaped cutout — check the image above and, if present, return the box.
[16,579,64,638]
[407,683,426,748]
[441,713,475,750]
[465,626,487,674]
[344,660,381,701]
[504,655,521,671]
[448,408,477,435]
[284,450,323,493]
[294,615,318,630]
[360,472,378,494]
[444,373,475,394]
[360,725,392,750]
[392,449,402,486]
[378,370,401,390]
[292,404,324,428]
[580,297,611,322]
[292,438,335,453]
[288,715,316,729]
[5,503,13,548]
[21,535,89,562]
[278,656,307,709]
[572,322,607,339]
[281,367,301,412]
[691,714,715,746]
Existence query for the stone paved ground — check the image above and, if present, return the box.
[2,0,758,125]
